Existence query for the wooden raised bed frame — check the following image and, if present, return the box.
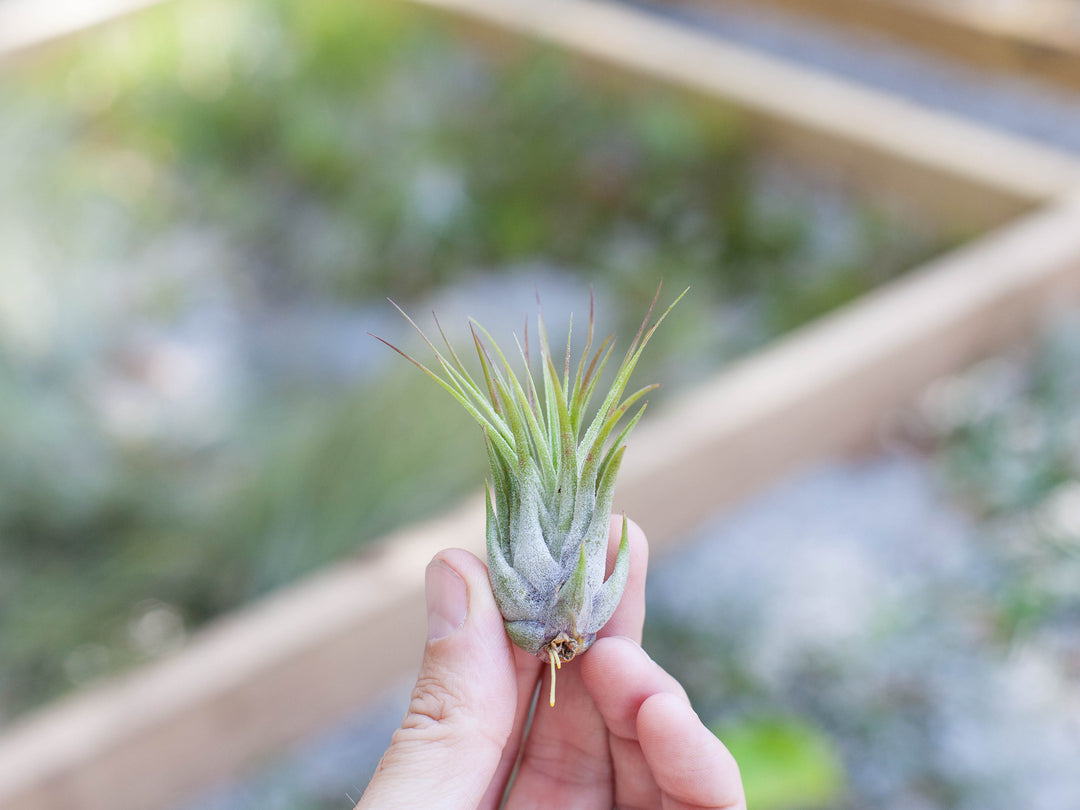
[3,1,1080,809]
[672,0,1080,94]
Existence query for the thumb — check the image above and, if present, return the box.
[357,549,518,809]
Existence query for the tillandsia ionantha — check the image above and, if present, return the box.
[374,286,686,706]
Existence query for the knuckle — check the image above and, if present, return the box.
[391,672,508,759]
[399,674,465,740]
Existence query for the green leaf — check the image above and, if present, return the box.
[554,541,589,630]
[472,321,556,487]
[711,716,846,810]
[587,514,630,633]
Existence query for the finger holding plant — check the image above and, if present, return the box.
[356,521,746,810]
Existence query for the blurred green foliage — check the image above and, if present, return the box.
[15,0,945,317]
[0,0,949,721]
[915,314,1080,642]
[713,716,846,810]
[0,369,484,716]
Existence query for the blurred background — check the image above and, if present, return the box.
[2,0,1080,808]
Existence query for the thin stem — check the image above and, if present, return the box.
[547,646,560,708]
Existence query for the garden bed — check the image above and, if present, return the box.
[3,0,1080,809]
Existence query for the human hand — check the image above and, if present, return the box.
[357,516,745,809]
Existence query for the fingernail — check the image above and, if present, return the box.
[426,561,467,641]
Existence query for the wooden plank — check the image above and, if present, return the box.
[411,0,1080,230]
[0,0,167,57]
[3,188,1080,810]
[671,0,1080,93]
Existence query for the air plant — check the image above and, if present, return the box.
[375,286,685,705]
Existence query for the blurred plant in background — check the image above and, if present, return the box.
[0,0,946,723]
[909,310,1080,643]
[714,715,846,810]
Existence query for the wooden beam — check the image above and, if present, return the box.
[674,0,1080,94]
[0,0,167,57]
[411,0,1080,230]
